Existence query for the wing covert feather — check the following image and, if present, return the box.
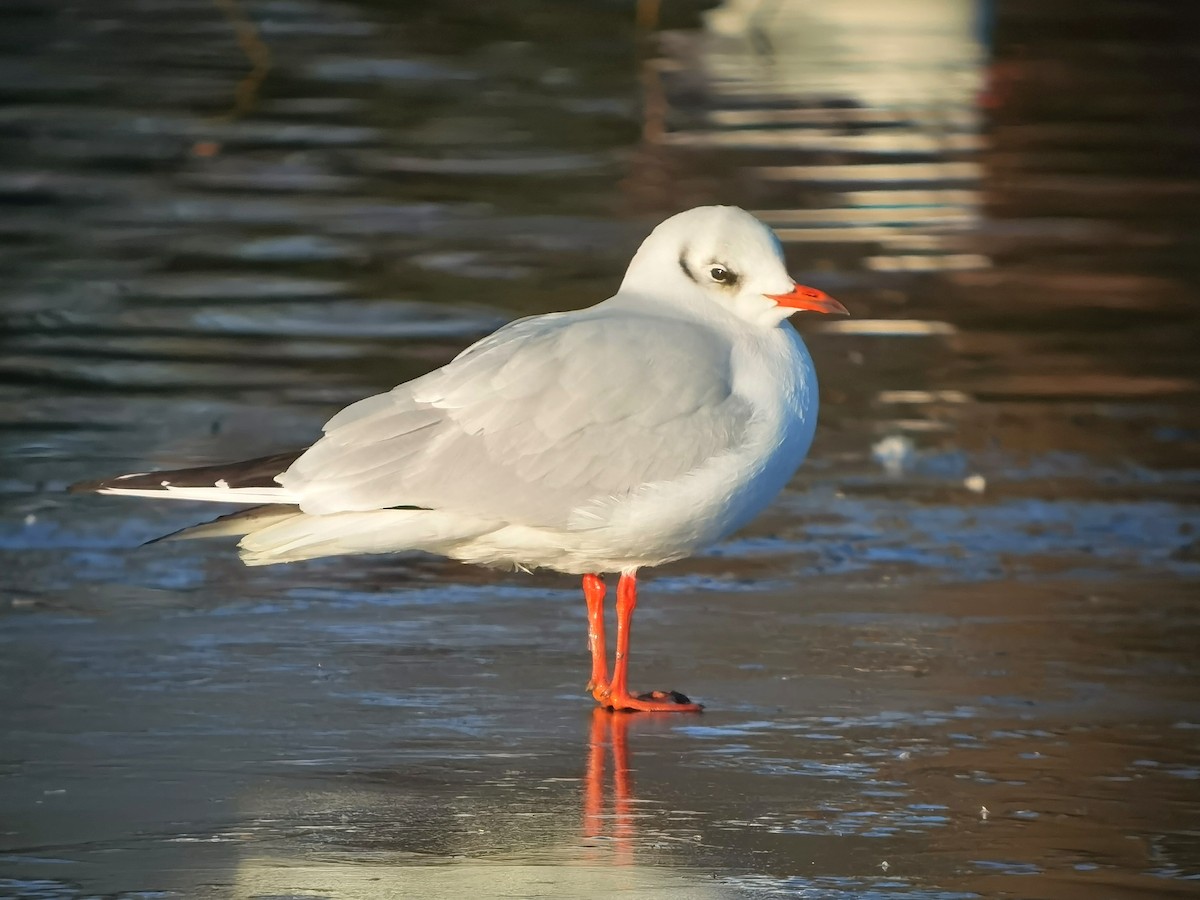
[279,312,752,525]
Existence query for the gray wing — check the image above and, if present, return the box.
[278,310,752,528]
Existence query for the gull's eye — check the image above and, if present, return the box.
[709,265,737,285]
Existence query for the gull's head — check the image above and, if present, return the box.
[619,206,848,327]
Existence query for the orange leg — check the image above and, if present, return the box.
[583,574,609,694]
[589,571,702,713]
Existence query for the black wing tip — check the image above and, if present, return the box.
[68,471,169,494]
[68,478,98,495]
[67,450,305,496]
[68,475,128,494]
[144,504,294,546]
[142,528,180,547]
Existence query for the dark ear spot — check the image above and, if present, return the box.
[678,250,698,284]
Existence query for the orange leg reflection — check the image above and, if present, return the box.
[583,709,637,865]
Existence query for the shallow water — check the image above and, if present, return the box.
[2,0,1199,897]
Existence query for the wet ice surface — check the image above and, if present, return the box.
[4,580,1199,899]
[2,0,1200,898]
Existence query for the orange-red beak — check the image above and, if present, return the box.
[764,284,849,315]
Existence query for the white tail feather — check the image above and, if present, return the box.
[238,509,495,566]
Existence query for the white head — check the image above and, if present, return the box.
[619,206,848,328]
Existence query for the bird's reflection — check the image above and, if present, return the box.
[582,708,641,864]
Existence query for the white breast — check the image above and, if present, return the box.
[451,324,818,575]
[706,323,818,539]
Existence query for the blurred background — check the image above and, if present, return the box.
[1,0,1198,898]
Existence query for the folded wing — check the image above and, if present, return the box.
[278,311,752,528]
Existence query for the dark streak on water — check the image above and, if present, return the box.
[1,1,1199,898]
